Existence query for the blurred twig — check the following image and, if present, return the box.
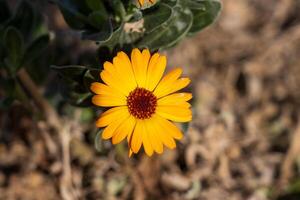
[60,122,81,200]
[17,68,60,129]
[37,121,58,157]
[17,68,81,200]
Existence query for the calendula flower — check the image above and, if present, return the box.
[91,48,192,156]
[138,0,155,7]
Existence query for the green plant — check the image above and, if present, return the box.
[0,0,49,109]
[52,0,221,106]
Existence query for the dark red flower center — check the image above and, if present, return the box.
[127,88,157,119]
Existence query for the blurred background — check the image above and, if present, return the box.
[1,0,300,199]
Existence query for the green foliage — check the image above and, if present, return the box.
[0,0,49,75]
[10,0,38,40]
[143,3,172,32]
[0,0,221,115]
[187,0,221,35]
[23,34,50,66]
[138,6,193,50]
[0,0,49,109]
[53,0,221,105]
[55,0,221,50]
[3,27,24,74]
[54,0,113,41]
[51,65,98,107]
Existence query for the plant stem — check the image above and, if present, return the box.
[17,68,60,129]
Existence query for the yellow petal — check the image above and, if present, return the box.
[102,111,130,139]
[103,61,136,95]
[152,114,176,149]
[130,120,143,153]
[146,54,167,91]
[96,106,127,127]
[113,56,137,91]
[138,0,144,6]
[113,51,137,88]
[158,102,191,109]
[162,78,191,98]
[156,106,192,122]
[117,51,132,68]
[90,82,125,98]
[100,70,130,96]
[141,49,151,82]
[141,120,153,156]
[103,62,133,93]
[131,48,148,87]
[153,68,183,98]
[158,93,192,104]
[112,115,136,144]
[145,53,159,89]
[129,149,133,157]
[155,115,183,140]
[145,119,163,154]
[92,94,126,107]
[103,61,115,74]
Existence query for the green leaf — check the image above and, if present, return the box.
[51,65,88,83]
[82,18,113,41]
[0,0,11,24]
[85,0,106,12]
[53,66,94,107]
[70,82,89,94]
[164,0,178,7]
[56,1,88,29]
[82,9,112,42]
[60,7,85,29]
[66,91,93,107]
[22,34,49,66]
[10,0,37,40]
[88,11,108,29]
[143,3,173,32]
[128,8,143,22]
[56,0,113,41]
[83,70,98,92]
[56,0,107,30]
[58,0,90,15]
[99,24,124,50]
[187,0,221,35]
[110,0,126,22]
[138,6,193,50]
[4,27,24,74]
[94,129,103,152]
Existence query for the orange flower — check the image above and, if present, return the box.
[91,49,192,156]
[138,0,156,7]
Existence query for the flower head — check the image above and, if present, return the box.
[91,48,192,156]
[137,0,155,7]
